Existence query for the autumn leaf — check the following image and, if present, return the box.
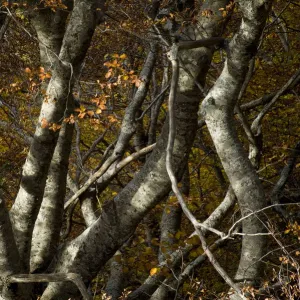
[108,115,118,123]
[150,268,159,276]
[105,69,113,79]
[87,110,95,117]
[41,118,49,128]
[49,123,61,132]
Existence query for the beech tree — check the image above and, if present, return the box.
[0,0,300,299]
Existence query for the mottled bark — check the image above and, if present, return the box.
[30,8,68,71]
[10,0,104,270]
[200,0,272,290]
[30,120,74,273]
[41,84,200,299]
[40,17,221,294]
[104,251,125,300]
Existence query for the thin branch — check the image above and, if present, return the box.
[5,273,91,300]
[270,142,300,219]
[81,128,109,164]
[135,83,170,121]
[166,44,224,237]
[64,143,156,209]
[165,43,244,299]
[251,68,300,134]
[0,12,10,42]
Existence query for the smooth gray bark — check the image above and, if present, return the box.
[40,6,227,292]
[30,121,74,273]
[41,78,200,300]
[9,0,104,270]
[200,0,272,290]
[27,7,73,274]
[30,8,68,72]
[104,251,125,300]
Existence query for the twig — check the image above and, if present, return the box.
[82,128,109,164]
[135,83,170,121]
[166,44,224,237]
[64,143,156,209]
[251,68,300,134]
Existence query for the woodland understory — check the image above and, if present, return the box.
[0,0,300,299]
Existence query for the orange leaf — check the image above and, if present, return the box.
[78,112,86,118]
[87,110,95,117]
[105,70,112,79]
[41,118,48,128]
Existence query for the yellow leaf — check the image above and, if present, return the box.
[284,229,290,234]
[186,235,200,246]
[120,53,127,59]
[145,247,152,254]
[150,268,158,276]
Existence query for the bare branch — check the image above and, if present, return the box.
[251,68,300,135]
[5,273,91,300]
[166,43,243,298]
[64,143,156,209]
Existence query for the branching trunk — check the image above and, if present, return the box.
[9,0,104,270]
[41,75,200,300]
[200,0,272,290]
[30,120,74,273]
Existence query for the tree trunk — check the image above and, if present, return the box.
[41,1,229,298]
[200,0,272,291]
[9,0,104,271]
